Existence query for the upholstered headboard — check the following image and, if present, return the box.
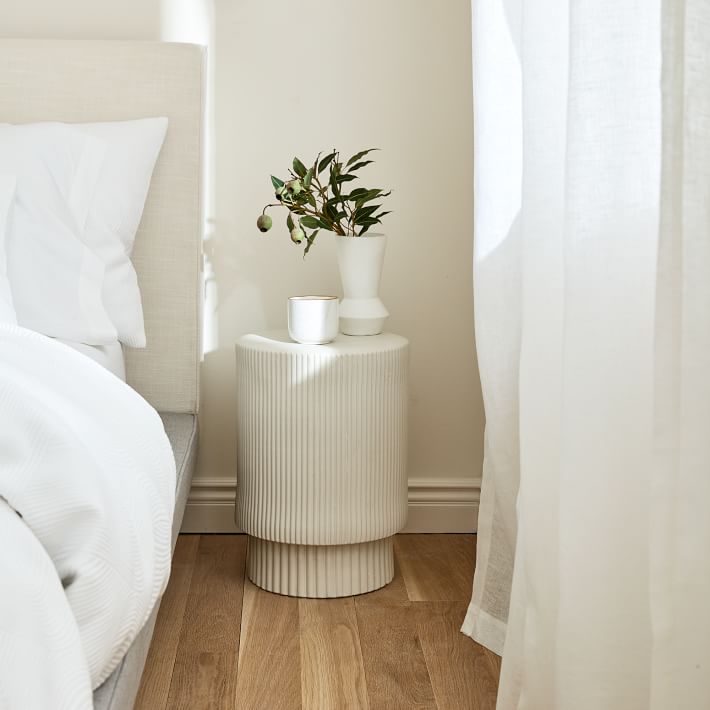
[0,39,204,413]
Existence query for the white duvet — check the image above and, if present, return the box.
[0,324,175,710]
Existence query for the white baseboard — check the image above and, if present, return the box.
[181,476,480,534]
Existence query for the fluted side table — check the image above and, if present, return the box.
[235,330,409,598]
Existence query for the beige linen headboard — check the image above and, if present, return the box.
[0,39,204,413]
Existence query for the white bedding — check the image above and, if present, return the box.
[55,338,126,380]
[0,324,175,709]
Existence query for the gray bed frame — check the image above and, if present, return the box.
[0,39,205,709]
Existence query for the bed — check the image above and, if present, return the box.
[0,39,204,709]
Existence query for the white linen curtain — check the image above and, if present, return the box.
[463,1,710,708]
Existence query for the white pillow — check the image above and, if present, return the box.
[0,123,115,343]
[0,175,16,324]
[55,338,126,381]
[78,118,168,348]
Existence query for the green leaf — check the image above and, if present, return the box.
[336,174,357,183]
[303,168,313,189]
[357,213,380,223]
[354,205,380,222]
[357,218,380,228]
[300,215,319,229]
[346,148,378,167]
[292,157,307,178]
[329,170,341,198]
[287,213,295,231]
[360,203,382,214]
[358,188,391,208]
[324,202,338,221]
[303,229,319,256]
[348,188,368,200]
[271,175,285,189]
[318,152,336,173]
[347,160,373,172]
[305,192,316,208]
[317,218,332,230]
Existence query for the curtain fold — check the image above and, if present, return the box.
[461,0,523,657]
[464,1,710,708]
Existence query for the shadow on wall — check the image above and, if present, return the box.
[202,216,270,352]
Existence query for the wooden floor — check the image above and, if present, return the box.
[136,534,500,710]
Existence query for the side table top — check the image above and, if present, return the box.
[236,330,408,355]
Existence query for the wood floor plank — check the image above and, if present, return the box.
[165,535,247,710]
[395,534,475,602]
[135,535,200,710]
[354,555,409,606]
[299,597,369,709]
[139,534,498,709]
[354,601,436,710]
[416,602,501,710]
[235,578,302,710]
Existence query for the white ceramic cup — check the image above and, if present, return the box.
[288,296,339,344]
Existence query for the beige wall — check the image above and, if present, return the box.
[1,0,485,527]
[0,0,161,39]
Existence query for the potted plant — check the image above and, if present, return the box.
[257,149,391,335]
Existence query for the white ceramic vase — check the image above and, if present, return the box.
[336,233,389,335]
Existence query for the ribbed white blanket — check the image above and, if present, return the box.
[0,324,175,710]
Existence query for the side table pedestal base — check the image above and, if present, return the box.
[246,536,395,598]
